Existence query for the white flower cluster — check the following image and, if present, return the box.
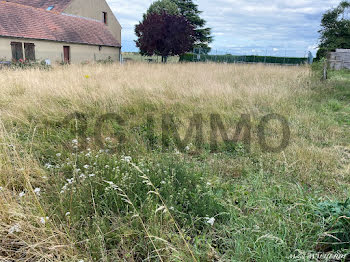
[8,224,21,234]
[60,168,96,194]
[40,216,49,224]
[72,139,79,148]
[205,216,215,226]
[121,156,132,163]
[34,188,41,196]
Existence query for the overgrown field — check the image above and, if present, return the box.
[0,63,349,261]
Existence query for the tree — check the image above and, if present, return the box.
[146,0,179,16]
[135,12,195,63]
[171,0,213,52]
[317,1,350,59]
[145,0,213,53]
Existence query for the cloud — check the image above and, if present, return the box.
[107,0,343,56]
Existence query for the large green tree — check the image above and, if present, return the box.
[317,1,350,59]
[145,0,213,52]
[171,0,213,52]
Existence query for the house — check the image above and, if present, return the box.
[329,49,350,70]
[0,0,121,64]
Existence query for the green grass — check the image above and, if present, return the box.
[37,78,350,260]
[1,64,350,261]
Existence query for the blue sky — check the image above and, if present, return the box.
[107,0,341,57]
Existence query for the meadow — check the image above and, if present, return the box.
[0,62,349,261]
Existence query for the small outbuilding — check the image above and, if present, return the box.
[0,0,122,64]
[329,49,350,70]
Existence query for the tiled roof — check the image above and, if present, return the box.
[0,1,121,47]
[4,0,73,12]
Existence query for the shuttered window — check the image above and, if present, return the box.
[24,43,35,61]
[11,42,23,61]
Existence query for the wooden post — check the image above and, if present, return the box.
[322,59,328,81]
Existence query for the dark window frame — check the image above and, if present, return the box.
[103,12,107,24]
[24,43,35,61]
[11,42,23,62]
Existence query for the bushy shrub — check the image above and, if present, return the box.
[9,59,51,70]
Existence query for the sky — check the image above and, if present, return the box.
[107,0,342,57]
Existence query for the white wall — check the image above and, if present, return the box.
[0,37,120,63]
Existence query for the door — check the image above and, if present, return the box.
[63,46,70,63]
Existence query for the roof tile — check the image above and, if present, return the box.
[5,0,73,12]
[0,1,120,47]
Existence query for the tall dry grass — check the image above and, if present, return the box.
[0,63,348,260]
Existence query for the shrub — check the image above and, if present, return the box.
[9,59,51,70]
[315,199,350,251]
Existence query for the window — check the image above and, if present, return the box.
[103,12,107,24]
[11,42,23,61]
[24,43,35,61]
[47,6,54,10]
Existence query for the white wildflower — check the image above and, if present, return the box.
[206,217,215,226]
[34,188,41,196]
[185,146,190,151]
[56,153,61,157]
[8,224,21,234]
[105,165,109,169]
[65,212,71,217]
[0,186,3,192]
[83,165,89,169]
[88,174,95,177]
[72,139,78,145]
[79,174,86,180]
[45,163,53,169]
[121,156,132,163]
[40,217,46,224]
[19,192,25,198]
[160,181,166,185]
